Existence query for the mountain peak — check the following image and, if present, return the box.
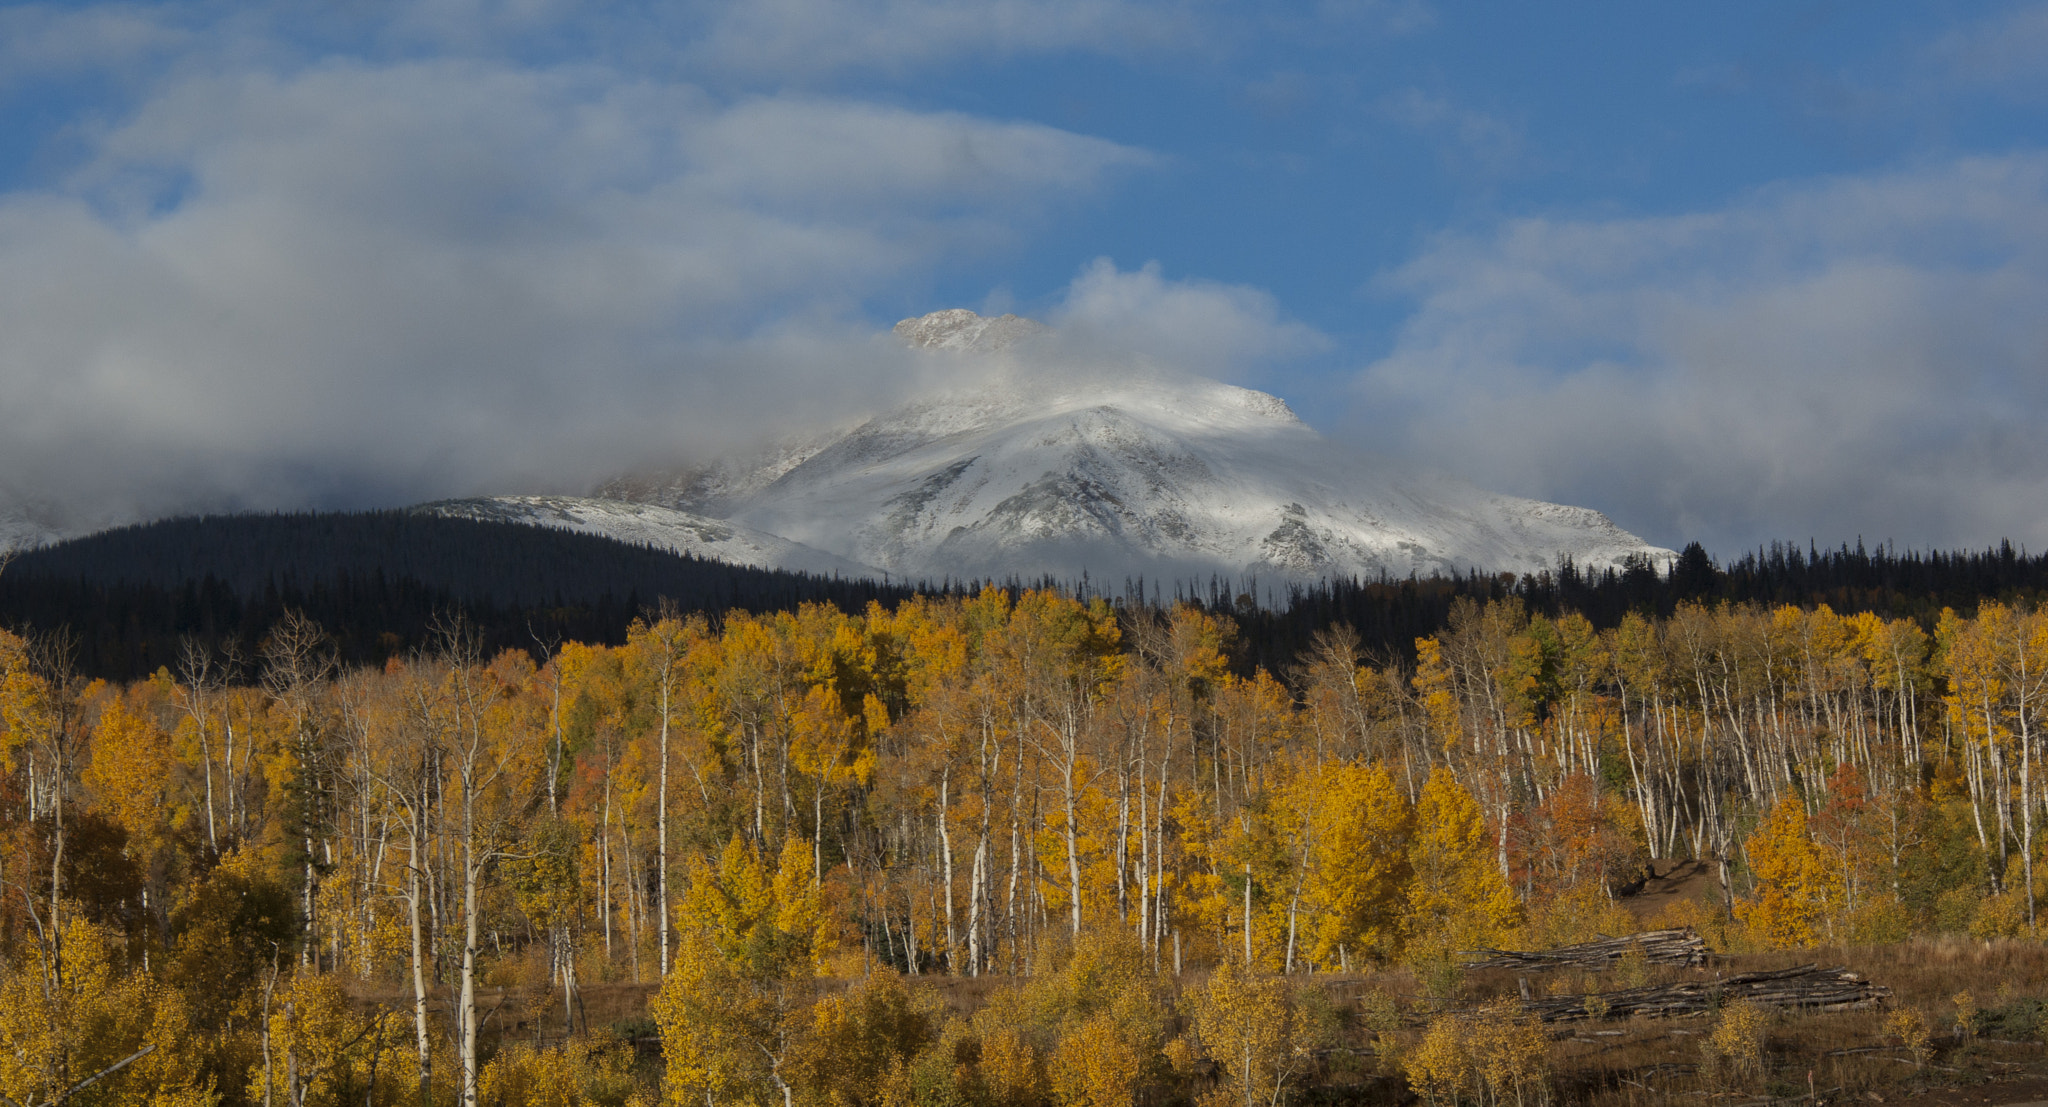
[892,308,1047,353]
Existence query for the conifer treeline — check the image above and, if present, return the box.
[10,511,2048,683]
[1240,538,2048,673]
[1,583,2042,1104]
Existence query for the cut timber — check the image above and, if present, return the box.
[1461,928,1707,971]
[1512,965,1890,1024]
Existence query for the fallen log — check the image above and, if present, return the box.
[1513,964,1890,1024]
[1461,928,1708,971]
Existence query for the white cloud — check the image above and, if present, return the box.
[0,35,1150,533]
[1047,258,1329,377]
[1356,155,2048,553]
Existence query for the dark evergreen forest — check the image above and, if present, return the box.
[0,512,924,678]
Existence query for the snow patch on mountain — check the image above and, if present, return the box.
[414,496,882,578]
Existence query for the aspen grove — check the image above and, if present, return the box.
[0,588,2040,1105]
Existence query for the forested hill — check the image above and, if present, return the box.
[0,511,925,679]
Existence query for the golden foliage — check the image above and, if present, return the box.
[1884,1007,1932,1068]
[1048,1011,1143,1107]
[0,915,212,1107]
[1183,958,1332,1107]
[788,972,940,1107]
[972,1021,1044,1107]
[1737,796,1840,948]
[1404,1016,1469,1107]
[1406,768,1520,960]
[1295,759,1412,967]
[1467,1004,1550,1107]
[1703,1000,1769,1087]
[481,1035,648,1107]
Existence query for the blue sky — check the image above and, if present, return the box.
[2,1,2046,554]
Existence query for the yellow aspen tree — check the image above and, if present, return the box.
[625,610,697,978]
[1739,794,1840,947]
[1300,760,1413,967]
[786,971,941,1107]
[82,694,177,849]
[437,630,545,1107]
[1411,637,1462,755]
[480,1036,641,1107]
[652,927,792,1107]
[249,970,405,1107]
[1405,767,1520,959]
[1940,605,2007,864]
[0,915,212,1107]
[1184,958,1331,1107]
[788,683,876,885]
[1012,590,1122,941]
[660,835,834,1107]
[1049,1011,1144,1107]
[0,628,31,774]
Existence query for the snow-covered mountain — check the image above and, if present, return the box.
[579,309,1673,586]
[0,502,77,553]
[414,496,882,578]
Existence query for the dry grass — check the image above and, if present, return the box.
[1400,937,2048,1105]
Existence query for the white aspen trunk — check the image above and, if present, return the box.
[622,828,643,983]
[2020,636,2038,926]
[1063,756,1083,938]
[459,832,482,1107]
[602,758,615,959]
[751,722,767,846]
[1005,801,1021,972]
[1114,760,1130,919]
[408,824,432,1105]
[968,834,988,976]
[939,771,957,974]
[1154,768,1170,963]
[905,882,919,975]
[658,672,672,976]
[200,717,219,851]
[1285,893,1299,974]
[1137,753,1150,949]
[973,720,999,976]
[560,928,578,1034]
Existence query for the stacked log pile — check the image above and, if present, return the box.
[1515,965,1890,1023]
[1461,928,1708,971]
